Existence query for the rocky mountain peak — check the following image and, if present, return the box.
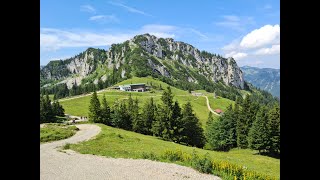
[41,34,244,90]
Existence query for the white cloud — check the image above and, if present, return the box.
[80,5,96,13]
[89,15,119,23]
[225,51,248,60]
[240,24,279,49]
[40,24,214,54]
[215,15,255,31]
[255,44,280,55]
[108,1,152,17]
[221,24,280,66]
[40,28,133,51]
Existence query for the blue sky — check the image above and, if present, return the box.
[40,0,280,68]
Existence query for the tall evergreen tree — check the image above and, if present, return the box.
[88,90,101,123]
[151,104,166,137]
[248,106,269,154]
[267,104,280,155]
[180,102,205,148]
[132,98,143,133]
[141,97,157,135]
[170,101,184,142]
[152,86,174,140]
[206,105,237,151]
[100,94,111,125]
[236,95,258,148]
[112,100,131,130]
[52,101,65,117]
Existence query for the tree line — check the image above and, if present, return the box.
[40,94,65,123]
[205,95,280,156]
[88,86,205,148]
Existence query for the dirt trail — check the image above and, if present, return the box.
[40,124,220,180]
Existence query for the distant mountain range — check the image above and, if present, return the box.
[241,66,280,98]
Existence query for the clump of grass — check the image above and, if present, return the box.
[141,152,159,161]
[63,143,71,150]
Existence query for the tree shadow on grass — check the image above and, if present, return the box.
[253,151,280,159]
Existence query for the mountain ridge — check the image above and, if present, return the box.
[240,66,280,97]
[40,33,244,91]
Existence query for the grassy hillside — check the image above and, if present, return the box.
[70,124,280,179]
[59,77,228,125]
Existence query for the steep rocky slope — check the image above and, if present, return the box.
[40,34,244,89]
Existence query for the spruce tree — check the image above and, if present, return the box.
[141,97,157,135]
[206,105,237,151]
[111,100,131,130]
[236,95,258,148]
[88,90,101,123]
[101,94,111,125]
[151,104,166,137]
[170,101,183,142]
[132,98,143,133]
[267,103,280,155]
[248,106,269,154]
[52,101,65,117]
[152,86,174,140]
[180,102,205,148]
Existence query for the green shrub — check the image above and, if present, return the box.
[161,149,184,162]
[141,152,159,161]
[190,152,213,174]
[63,143,71,150]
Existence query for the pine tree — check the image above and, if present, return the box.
[170,101,184,142]
[236,95,258,148]
[152,86,174,140]
[52,101,65,117]
[248,106,269,154]
[267,103,280,155]
[132,98,143,132]
[140,97,157,134]
[180,102,205,148]
[88,90,101,123]
[206,105,237,151]
[151,104,166,137]
[100,94,111,125]
[111,100,131,130]
[40,94,56,123]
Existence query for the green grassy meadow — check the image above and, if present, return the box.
[40,124,79,143]
[53,76,279,179]
[70,124,280,179]
[59,77,225,125]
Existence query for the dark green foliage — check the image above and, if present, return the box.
[40,94,65,123]
[140,97,157,135]
[180,102,205,148]
[111,100,132,130]
[100,94,111,125]
[40,94,55,123]
[206,105,237,151]
[236,95,258,148]
[88,90,101,123]
[190,152,213,174]
[248,106,269,153]
[267,104,280,155]
[132,98,143,133]
[133,34,148,44]
[52,101,65,117]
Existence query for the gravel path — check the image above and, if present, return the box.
[203,96,220,116]
[40,124,221,180]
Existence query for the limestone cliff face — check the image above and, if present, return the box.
[40,34,244,89]
[132,34,244,89]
